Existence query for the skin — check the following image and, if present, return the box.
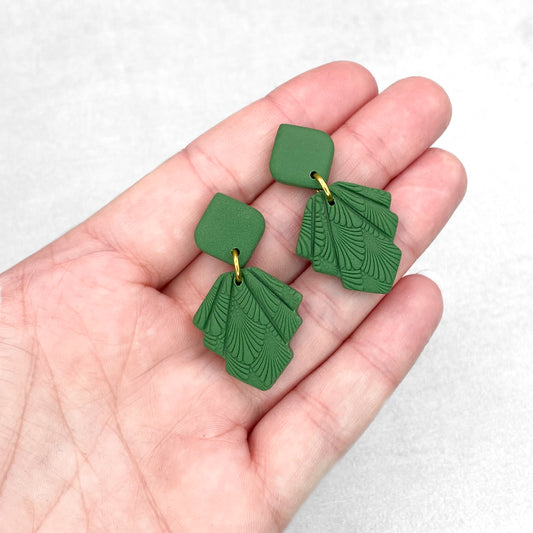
[0,62,466,532]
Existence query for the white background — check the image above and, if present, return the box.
[1,1,532,531]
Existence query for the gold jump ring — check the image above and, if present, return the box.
[311,172,334,204]
[232,248,242,284]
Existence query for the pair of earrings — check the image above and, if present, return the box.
[193,124,401,390]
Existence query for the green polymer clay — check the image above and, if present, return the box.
[193,193,302,390]
[194,193,265,267]
[269,124,334,189]
[193,267,303,391]
[296,181,402,293]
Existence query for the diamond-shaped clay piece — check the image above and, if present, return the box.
[269,124,335,189]
[194,193,265,267]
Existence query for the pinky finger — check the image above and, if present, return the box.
[249,274,443,523]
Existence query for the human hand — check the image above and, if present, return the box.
[0,62,466,532]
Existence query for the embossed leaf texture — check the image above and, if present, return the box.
[193,267,303,390]
[297,181,402,293]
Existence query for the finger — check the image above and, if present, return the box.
[331,76,452,186]
[164,76,452,307]
[258,76,453,276]
[248,274,443,521]
[81,62,378,287]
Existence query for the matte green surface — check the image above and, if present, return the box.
[194,193,265,266]
[269,124,334,189]
[297,181,402,293]
[193,267,303,390]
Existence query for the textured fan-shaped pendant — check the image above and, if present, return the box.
[193,267,302,391]
[269,124,402,294]
[297,181,402,293]
[193,193,302,390]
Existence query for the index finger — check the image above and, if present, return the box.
[82,62,378,287]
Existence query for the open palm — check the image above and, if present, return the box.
[0,62,466,532]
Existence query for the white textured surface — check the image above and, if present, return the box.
[1,1,533,531]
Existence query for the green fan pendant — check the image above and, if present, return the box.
[193,193,302,390]
[297,182,401,293]
[270,124,402,293]
[193,267,302,390]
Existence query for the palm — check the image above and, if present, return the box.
[0,62,465,532]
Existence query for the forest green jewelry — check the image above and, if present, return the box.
[270,124,402,293]
[193,193,303,390]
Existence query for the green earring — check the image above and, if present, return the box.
[269,124,402,293]
[193,193,303,390]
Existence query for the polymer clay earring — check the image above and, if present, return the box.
[193,193,303,390]
[269,124,401,294]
